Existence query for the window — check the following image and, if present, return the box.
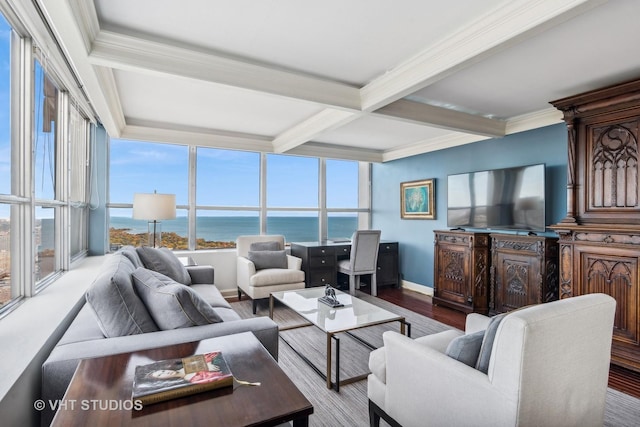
[109,143,369,250]
[0,14,11,308]
[109,140,188,249]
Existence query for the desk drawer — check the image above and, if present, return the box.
[379,242,398,253]
[310,256,335,268]
[308,246,335,257]
[308,270,336,287]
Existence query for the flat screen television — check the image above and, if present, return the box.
[447,163,546,232]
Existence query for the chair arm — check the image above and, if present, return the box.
[383,331,509,427]
[465,313,491,334]
[236,256,256,291]
[287,254,302,270]
[186,265,214,284]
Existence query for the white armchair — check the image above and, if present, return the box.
[236,235,305,314]
[368,294,616,427]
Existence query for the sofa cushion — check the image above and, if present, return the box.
[190,284,232,309]
[475,313,507,374]
[132,267,222,330]
[136,246,192,285]
[118,245,144,268]
[249,240,281,251]
[248,250,287,270]
[85,255,159,337]
[445,330,485,367]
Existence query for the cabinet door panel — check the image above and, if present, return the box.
[436,245,469,304]
[576,249,639,347]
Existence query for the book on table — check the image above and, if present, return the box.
[132,351,233,406]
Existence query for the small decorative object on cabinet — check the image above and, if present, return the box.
[550,78,640,373]
[433,230,490,314]
[489,233,559,315]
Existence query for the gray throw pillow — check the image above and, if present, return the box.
[85,255,159,337]
[136,246,192,285]
[131,267,222,330]
[248,250,287,270]
[445,330,485,367]
[475,313,507,374]
[249,241,281,251]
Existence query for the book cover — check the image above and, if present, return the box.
[132,351,233,406]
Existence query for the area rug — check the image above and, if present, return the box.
[231,293,640,427]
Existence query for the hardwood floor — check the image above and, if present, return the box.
[375,286,640,400]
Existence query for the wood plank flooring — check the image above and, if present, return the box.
[375,286,640,400]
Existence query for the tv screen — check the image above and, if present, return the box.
[447,164,545,232]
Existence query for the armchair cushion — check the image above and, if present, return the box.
[132,268,222,330]
[136,246,192,285]
[249,268,305,287]
[445,330,485,367]
[247,249,287,270]
[249,241,281,251]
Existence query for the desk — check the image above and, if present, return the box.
[290,241,399,289]
[51,332,313,427]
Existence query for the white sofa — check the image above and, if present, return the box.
[368,293,616,427]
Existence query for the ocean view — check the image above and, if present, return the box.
[110,216,358,243]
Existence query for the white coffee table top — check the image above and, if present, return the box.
[270,287,403,334]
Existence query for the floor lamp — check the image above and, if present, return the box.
[132,192,176,247]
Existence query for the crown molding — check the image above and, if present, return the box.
[288,142,383,163]
[505,107,564,134]
[382,133,490,162]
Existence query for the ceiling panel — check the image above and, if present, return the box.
[114,70,324,137]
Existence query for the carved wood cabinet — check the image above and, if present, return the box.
[489,234,559,315]
[433,230,490,314]
[551,79,640,372]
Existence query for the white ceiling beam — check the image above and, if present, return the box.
[360,0,606,112]
[89,30,362,112]
[272,109,359,153]
[374,99,506,137]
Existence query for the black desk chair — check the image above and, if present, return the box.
[337,230,381,296]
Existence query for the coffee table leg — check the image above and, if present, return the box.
[293,415,309,427]
[326,333,332,389]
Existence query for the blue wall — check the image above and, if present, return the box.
[371,123,568,290]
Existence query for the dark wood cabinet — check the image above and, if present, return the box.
[290,241,400,289]
[433,230,490,314]
[489,234,559,314]
[550,78,640,372]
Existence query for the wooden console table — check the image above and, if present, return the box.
[51,332,313,426]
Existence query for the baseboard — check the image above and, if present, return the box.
[401,280,434,297]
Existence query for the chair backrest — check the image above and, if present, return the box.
[236,235,285,258]
[489,293,616,426]
[349,230,381,274]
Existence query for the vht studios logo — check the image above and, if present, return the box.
[34,399,143,411]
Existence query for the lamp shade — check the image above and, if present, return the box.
[132,193,176,221]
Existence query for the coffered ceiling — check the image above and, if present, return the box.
[36,0,640,162]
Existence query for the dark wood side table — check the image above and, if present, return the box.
[50,332,313,426]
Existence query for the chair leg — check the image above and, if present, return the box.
[356,275,361,290]
[349,275,357,295]
[369,400,380,427]
[237,287,242,300]
[252,299,258,315]
[371,272,377,297]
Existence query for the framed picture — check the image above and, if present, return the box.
[401,178,435,219]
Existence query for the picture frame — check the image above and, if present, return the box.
[401,178,435,219]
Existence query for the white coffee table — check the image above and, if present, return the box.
[269,287,409,391]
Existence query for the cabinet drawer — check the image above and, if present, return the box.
[336,245,350,258]
[309,270,336,287]
[309,256,335,268]
[308,246,335,257]
[379,242,398,253]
